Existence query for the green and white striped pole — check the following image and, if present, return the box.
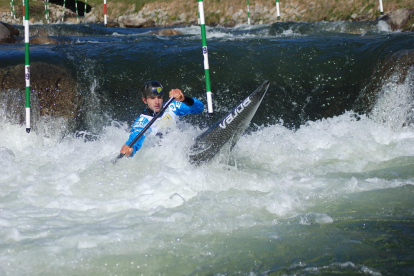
[44,0,49,24]
[62,0,66,22]
[75,0,79,22]
[275,0,280,20]
[24,0,30,133]
[246,0,251,25]
[84,0,88,17]
[379,0,384,15]
[47,0,50,23]
[10,0,16,19]
[198,0,213,114]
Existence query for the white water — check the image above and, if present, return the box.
[1,111,413,274]
[1,71,414,274]
[172,20,392,41]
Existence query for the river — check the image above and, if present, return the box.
[0,20,414,275]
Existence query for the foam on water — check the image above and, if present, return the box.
[2,104,413,213]
[370,69,414,129]
[1,104,413,274]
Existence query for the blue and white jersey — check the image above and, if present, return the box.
[125,97,204,157]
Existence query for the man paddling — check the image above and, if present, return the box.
[120,81,204,157]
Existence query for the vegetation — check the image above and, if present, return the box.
[0,0,45,20]
[82,0,172,12]
[1,0,413,24]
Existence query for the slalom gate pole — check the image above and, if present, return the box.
[104,0,107,26]
[113,97,175,163]
[379,0,384,15]
[62,0,66,21]
[44,0,49,24]
[21,0,24,21]
[75,0,79,22]
[246,0,251,25]
[84,0,88,17]
[10,0,16,19]
[276,0,280,20]
[198,0,213,114]
[24,0,30,133]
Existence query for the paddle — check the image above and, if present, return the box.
[113,97,175,163]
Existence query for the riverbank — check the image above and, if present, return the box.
[1,0,413,30]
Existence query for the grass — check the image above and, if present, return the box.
[95,0,170,11]
[1,0,413,24]
[84,0,173,13]
[0,0,172,14]
[0,0,45,19]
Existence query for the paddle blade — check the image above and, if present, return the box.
[112,153,125,164]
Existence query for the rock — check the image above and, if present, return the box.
[56,10,64,19]
[123,18,148,28]
[106,21,120,27]
[0,21,19,36]
[379,8,414,31]
[65,17,80,24]
[178,12,186,21]
[223,21,236,28]
[84,14,98,23]
[171,20,186,26]
[148,29,184,36]
[1,1,414,29]
[354,49,414,119]
[30,36,60,45]
[0,63,80,120]
[143,19,155,28]
[0,22,15,43]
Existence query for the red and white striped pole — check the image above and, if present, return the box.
[22,0,24,21]
[104,0,107,26]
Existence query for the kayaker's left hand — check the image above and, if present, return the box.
[169,89,185,102]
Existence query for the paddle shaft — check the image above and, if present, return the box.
[115,97,174,161]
